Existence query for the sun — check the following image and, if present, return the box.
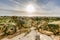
[26,4,36,13]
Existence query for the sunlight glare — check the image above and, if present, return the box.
[26,4,36,13]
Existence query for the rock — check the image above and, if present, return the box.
[53,36,60,40]
[39,29,54,35]
[1,30,53,40]
[40,33,53,40]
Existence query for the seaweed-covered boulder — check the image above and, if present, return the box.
[6,25,16,35]
[47,24,59,35]
[0,24,6,36]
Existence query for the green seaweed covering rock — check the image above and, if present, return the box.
[6,25,16,35]
[47,24,59,35]
[0,24,6,36]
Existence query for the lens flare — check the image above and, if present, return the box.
[26,4,36,13]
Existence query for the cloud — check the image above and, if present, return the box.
[0,0,60,16]
[37,1,60,16]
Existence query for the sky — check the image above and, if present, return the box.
[0,0,60,16]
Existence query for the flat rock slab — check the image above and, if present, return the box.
[2,30,53,40]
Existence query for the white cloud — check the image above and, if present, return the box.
[37,1,60,16]
[0,0,60,16]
